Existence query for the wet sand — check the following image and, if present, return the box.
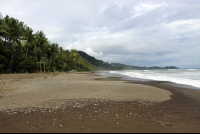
[0,72,200,133]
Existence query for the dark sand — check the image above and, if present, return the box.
[0,72,200,133]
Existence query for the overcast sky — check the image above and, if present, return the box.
[1,0,200,68]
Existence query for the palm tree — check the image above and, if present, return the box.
[24,26,35,61]
[35,30,47,61]
[4,16,25,72]
[70,49,80,68]
[62,49,70,71]
[48,43,59,71]
[59,47,64,53]
[0,13,8,36]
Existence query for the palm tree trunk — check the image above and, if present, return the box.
[7,40,11,70]
[10,44,16,73]
[8,42,14,73]
[13,42,17,72]
[36,47,39,61]
[48,55,52,72]
[26,42,29,61]
[8,49,12,73]
[74,57,76,68]
[17,48,20,73]
[36,43,40,61]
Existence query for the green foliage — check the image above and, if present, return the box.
[19,59,36,73]
[75,67,82,72]
[0,39,10,71]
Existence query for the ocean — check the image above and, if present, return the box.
[109,69,200,89]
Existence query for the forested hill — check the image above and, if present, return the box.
[77,51,178,70]
[77,51,122,70]
[111,63,179,70]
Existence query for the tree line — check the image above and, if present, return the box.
[0,13,96,74]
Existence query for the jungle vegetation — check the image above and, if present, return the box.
[0,13,98,73]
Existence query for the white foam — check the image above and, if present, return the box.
[110,70,200,89]
[187,69,197,71]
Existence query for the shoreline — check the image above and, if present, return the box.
[98,71,200,90]
[96,72,200,132]
[0,72,200,132]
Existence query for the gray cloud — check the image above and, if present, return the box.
[0,0,199,68]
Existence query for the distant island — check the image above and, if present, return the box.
[111,63,179,70]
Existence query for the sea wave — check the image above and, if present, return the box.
[187,69,197,71]
[110,70,200,89]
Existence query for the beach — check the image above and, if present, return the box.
[0,72,200,133]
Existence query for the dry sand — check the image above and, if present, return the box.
[0,72,200,133]
[0,73,171,110]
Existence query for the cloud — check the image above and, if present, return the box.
[84,47,103,59]
[0,0,200,68]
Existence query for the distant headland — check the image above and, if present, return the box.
[77,51,179,71]
[110,63,179,70]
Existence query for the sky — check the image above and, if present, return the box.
[0,0,200,68]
